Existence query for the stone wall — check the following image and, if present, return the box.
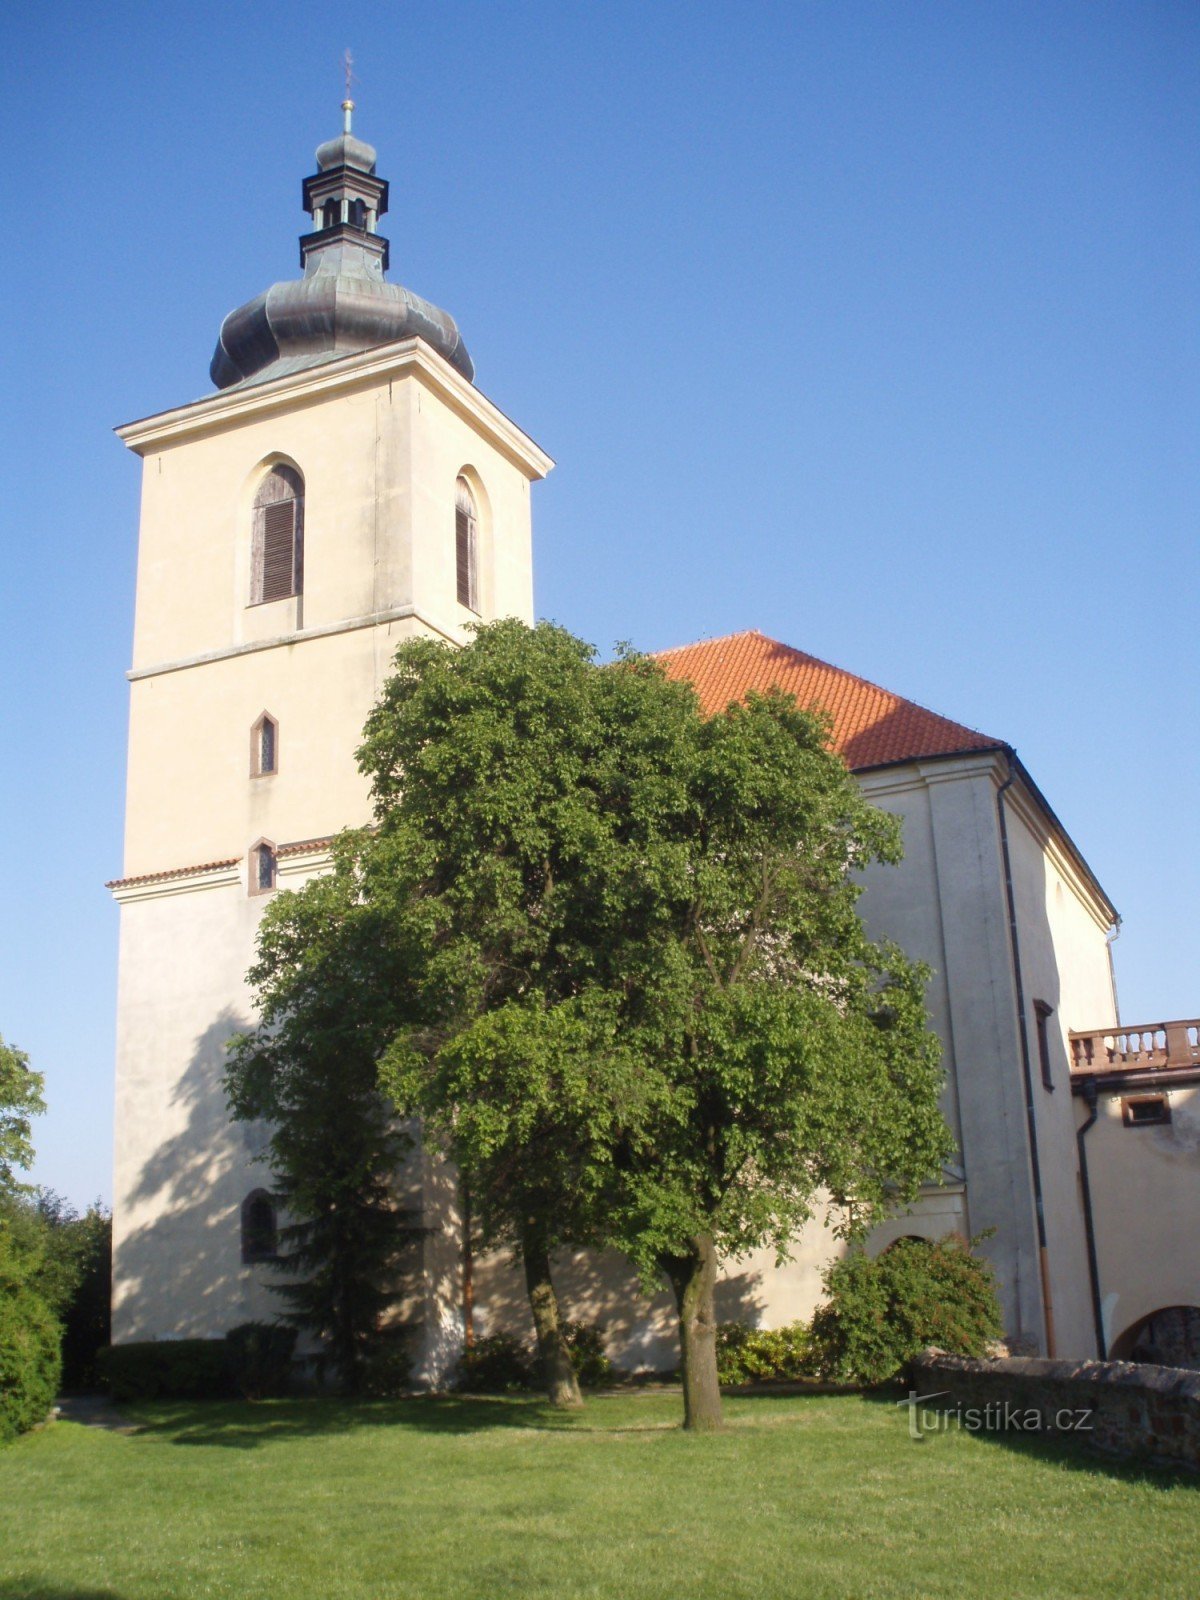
[908,1351,1200,1471]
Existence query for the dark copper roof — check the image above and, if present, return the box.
[210,110,472,391]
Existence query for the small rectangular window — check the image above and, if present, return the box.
[1033,1000,1055,1092]
[1122,1095,1170,1127]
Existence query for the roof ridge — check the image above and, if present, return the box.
[651,627,762,657]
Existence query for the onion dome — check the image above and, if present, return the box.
[210,103,473,390]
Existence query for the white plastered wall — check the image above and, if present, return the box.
[1001,777,1119,1356]
[1078,1082,1200,1356]
[111,340,550,1352]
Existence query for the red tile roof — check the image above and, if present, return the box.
[105,857,239,891]
[107,836,336,890]
[653,630,1003,772]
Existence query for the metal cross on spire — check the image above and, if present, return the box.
[341,48,358,131]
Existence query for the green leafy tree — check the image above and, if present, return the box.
[366,623,951,1425]
[0,1037,61,1436]
[0,1037,45,1198]
[225,885,416,1395]
[229,622,952,1427]
[586,690,953,1428]
[360,623,711,1406]
[10,1193,112,1392]
[234,624,692,1405]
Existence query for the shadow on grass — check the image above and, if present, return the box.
[858,1385,1200,1491]
[121,1387,840,1449]
[124,1393,637,1448]
[0,1584,127,1600]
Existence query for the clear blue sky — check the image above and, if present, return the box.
[1,1,1196,1209]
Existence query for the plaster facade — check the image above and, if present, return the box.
[110,340,551,1383]
[1078,1080,1200,1361]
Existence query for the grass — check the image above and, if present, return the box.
[0,1391,1196,1599]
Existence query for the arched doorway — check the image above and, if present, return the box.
[1110,1306,1200,1368]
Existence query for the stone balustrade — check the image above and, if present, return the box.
[1069,1019,1200,1077]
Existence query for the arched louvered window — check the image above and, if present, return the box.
[455,477,479,613]
[348,198,367,230]
[251,465,304,606]
[241,1190,279,1263]
[322,198,340,230]
[251,713,278,778]
[250,841,277,896]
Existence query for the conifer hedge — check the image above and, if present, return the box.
[0,1281,61,1443]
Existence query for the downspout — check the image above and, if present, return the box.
[1075,1077,1106,1358]
[996,753,1056,1356]
[1105,919,1122,1026]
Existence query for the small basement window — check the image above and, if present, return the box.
[1122,1095,1171,1128]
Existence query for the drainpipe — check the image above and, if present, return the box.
[997,753,1056,1356]
[1105,919,1122,1026]
[1075,1077,1106,1358]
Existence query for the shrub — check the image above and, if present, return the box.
[359,1329,414,1398]
[562,1320,613,1388]
[809,1234,1003,1386]
[226,1322,297,1400]
[0,1283,61,1443]
[0,1191,112,1393]
[98,1339,234,1402]
[457,1332,536,1392]
[716,1321,815,1386]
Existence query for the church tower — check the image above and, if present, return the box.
[109,106,551,1373]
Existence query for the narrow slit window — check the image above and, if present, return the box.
[251,466,304,605]
[455,477,479,613]
[251,713,278,778]
[1033,1000,1055,1092]
[251,842,277,895]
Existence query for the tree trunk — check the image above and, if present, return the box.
[461,1181,475,1353]
[665,1233,723,1431]
[521,1225,583,1409]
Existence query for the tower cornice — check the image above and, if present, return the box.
[115,336,554,479]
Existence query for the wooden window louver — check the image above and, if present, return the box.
[252,466,304,606]
[455,477,478,612]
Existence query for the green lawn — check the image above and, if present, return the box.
[0,1392,1195,1599]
